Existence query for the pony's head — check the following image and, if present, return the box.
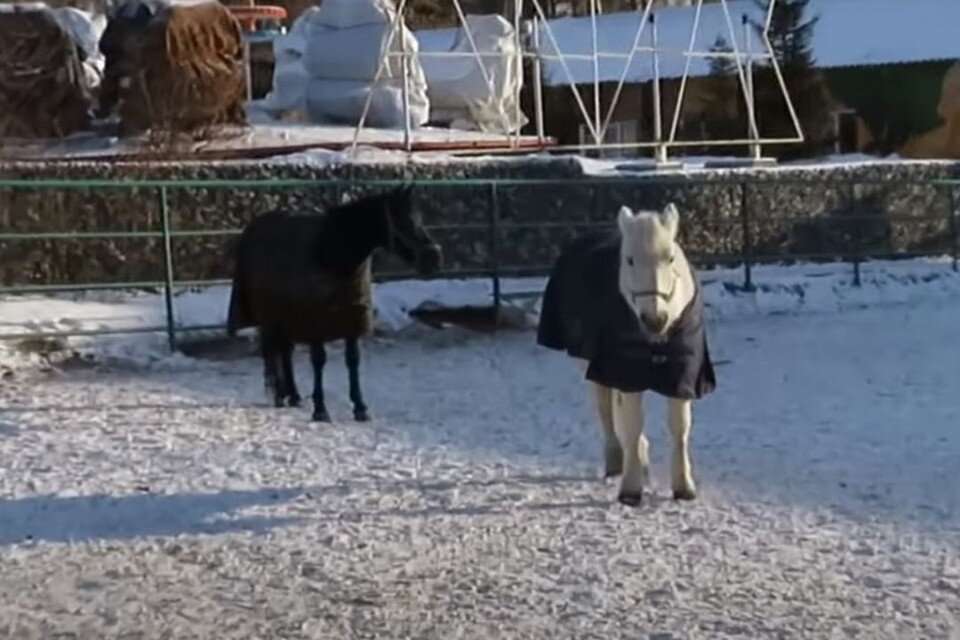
[383,185,442,275]
[617,203,689,336]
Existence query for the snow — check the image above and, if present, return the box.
[503,0,960,86]
[573,152,954,176]
[0,261,959,636]
[7,119,538,161]
[3,257,960,371]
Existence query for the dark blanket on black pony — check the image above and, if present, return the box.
[537,231,716,399]
[227,213,373,344]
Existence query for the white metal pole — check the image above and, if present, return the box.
[589,0,601,146]
[744,13,761,161]
[513,0,523,147]
[400,22,412,152]
[531,16,545,144]
[350,0,411,157]
[651,12,666,163]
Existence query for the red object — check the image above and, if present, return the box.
[229,5,287,31]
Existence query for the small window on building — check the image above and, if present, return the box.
[833,109,859,154]
[578,120,639,157]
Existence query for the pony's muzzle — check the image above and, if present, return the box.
[641,311,669,334]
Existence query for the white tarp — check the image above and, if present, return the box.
[53,7,107,92]
[419,14,526,134]
[255,0,429,129]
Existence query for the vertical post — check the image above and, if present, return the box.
[740,182,753,291]
[590,0,601,146]
[244,39,253,103]
[158,186,177,351]
[512,0,523,148]
[743,14,761,162]
[850,182,862,287]
[650,13,667,164]
[948,186,959,272]
[399,22,412,152]
[531,17,546,145]
[489,182,502,322]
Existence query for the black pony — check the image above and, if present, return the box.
[227,186,441,422]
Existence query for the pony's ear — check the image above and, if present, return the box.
[661,203,680,238]
[617,206,634,232]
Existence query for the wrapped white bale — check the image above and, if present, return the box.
[305,79,428,129]
[256,0,429,128]
[420,14,526,134]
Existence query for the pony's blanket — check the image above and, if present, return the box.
[537,232,716,399]
[102,0,246,134]
[227,213,373,344]
[0,4,94,139]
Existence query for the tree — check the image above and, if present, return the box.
[708,34,736,77]
[749,0,835,157]
[753,0,818,68]
[688,35,748,153]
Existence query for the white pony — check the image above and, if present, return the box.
[537,203,715,505]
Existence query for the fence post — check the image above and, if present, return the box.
[740,182,754,291]
[949,185,959,273]
[489,182,502,321]
[850,182,862,287]
[158,186,177,351]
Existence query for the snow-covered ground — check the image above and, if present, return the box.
[1,260,959,637]
[2,257,959,370]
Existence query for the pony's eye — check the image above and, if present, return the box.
[626,257,634,266]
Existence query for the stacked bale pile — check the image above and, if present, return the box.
[256,0,429,128]
[99,0,247,135]
[0,3,94,140]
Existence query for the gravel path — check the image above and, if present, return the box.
[1,302,958,639]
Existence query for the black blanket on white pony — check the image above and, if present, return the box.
[537,232,716,399]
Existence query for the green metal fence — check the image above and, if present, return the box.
[1,175,957,351]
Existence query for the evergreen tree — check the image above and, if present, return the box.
[749,0,835,157]
[752,0,818,68]
[708,35,736,77]
[691,35,747,153]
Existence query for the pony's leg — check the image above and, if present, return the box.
[345,337,370,422]
[309,342,330,422]
[613,390,648,506]
[260,330,285,408]
[280,339,301,407]
[667,398,697,501]
[589,382,622,477]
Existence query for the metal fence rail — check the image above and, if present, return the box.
[1,176,957,350]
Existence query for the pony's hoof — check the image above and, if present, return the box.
[287,395,302,408]
[312,410,331,423]
[673,488,697,501]
[354,409,371,422]
[617,492,643,507]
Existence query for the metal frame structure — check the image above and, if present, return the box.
[348,0,803,164]
[1,175,956,349]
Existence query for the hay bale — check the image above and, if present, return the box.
[0,3,94,140]
[102,0,247,135]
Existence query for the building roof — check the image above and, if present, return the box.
[417,0,960,87]
[539,0,960,85]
